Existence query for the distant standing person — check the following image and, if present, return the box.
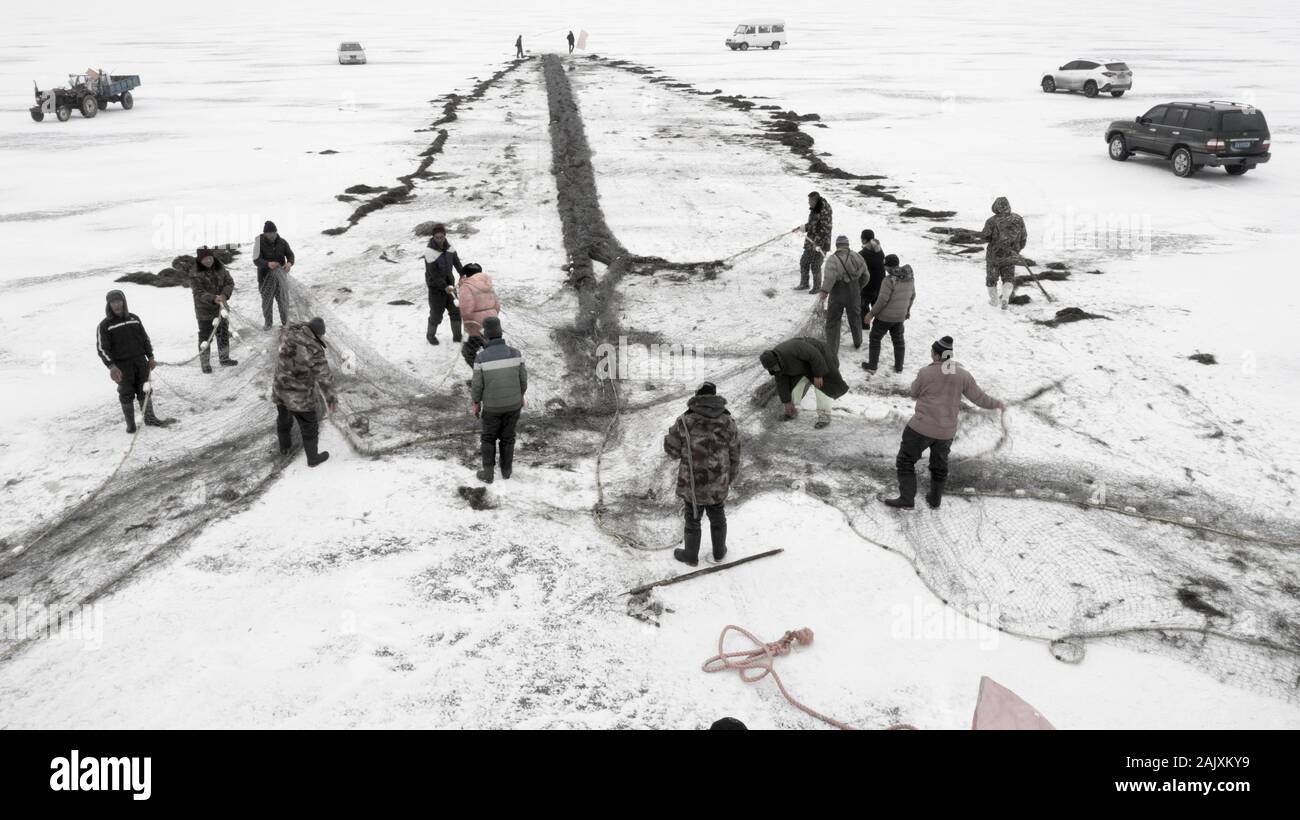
[191,247,237,373]
[424,223,464,345]
[862,254,915,375]
[795,191,832,293]
[979,196,1027,310]
[471,317,527,484]
[663,382,739,567]
[96,289,175,432]
[883,336,1005,509]
[567,31,576,53]
[818,235,867,355]
[759,336,848,429]
[254,220,294,331]
[272,317,337,467]
[859,229,886,328]
[515,35,524,59]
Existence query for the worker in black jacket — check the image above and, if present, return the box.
[254,220,294,330]
[423,223,464,345]
[96,289,175,432]
[758,336,849,429]
[860,229,886,328]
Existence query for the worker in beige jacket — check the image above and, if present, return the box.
[883,336,1005,510]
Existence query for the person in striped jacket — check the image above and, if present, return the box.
[471,317,527,484]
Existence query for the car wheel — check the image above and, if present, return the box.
[1110,90,1125,97]
[56,106,71,122]
[739,42,749,51]
[1225,166,1249,176]
[1083,80,1098,98]
[121,91,134,110]
[80,95,98,118]
[1041,76,1055,93]
[771,41,781,50]
[1171,148,1196,177]
[1108,135,1130,161]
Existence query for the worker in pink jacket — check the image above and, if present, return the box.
[883,335,1005,510]
[457,263,501,367]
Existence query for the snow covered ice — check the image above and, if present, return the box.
[1,0,1298,729]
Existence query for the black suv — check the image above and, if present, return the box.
[1105,101,1270,177]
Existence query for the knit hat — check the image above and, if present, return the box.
[462,262,483,276]
[263,221,277,234]
[483,316,503,339]
[861,229,875,242]
[695,381,716,396]
[759,349,780,374]
[932,335,954,358]
[835,235,850,247]
[884,253,900,267]
[308,317,326,338]
[709,717,748,730]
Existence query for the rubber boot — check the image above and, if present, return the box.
[277,428,291,456]
[987,286,999,307]
[199,347,212,374]
[884,472,917,509]
[121,399,136,434]
[499,438,515,480]
[926,479,946,509]
[1000,280,1014,310]
[304,437,330,467]
[477,437,495,484]
[892,338,906,374]
[450,315,463,344]
[142,397,175,427]
[218,344,237,367]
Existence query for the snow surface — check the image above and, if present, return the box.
[1,0,1297,729]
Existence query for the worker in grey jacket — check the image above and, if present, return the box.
[471,316,527,484]
[883,336,1005,510]
[818,235,868,356]
[863,254,916,375]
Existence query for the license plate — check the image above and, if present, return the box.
[1232,140,1253,150]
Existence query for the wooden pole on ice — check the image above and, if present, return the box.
[624,549,784,596]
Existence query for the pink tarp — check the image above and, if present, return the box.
[971,676,1056,730]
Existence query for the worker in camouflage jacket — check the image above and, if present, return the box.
[271,317,337,467]
[979,196,1027,309]
[191,247,237,373]
[795,191,833,292]
[663,381,740,567]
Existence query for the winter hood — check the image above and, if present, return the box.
[105,289,128,318]
[864,238,882,253]
[992,196,1011,215]
[886,263,915,282]
[687,393,729,419]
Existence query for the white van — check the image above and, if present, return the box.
[725,20,787,51]
[337,42,366,65]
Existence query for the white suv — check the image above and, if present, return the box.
[338,42,366,65]
[1041,59,1131,97]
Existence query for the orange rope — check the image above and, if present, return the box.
[703,624,917,730]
